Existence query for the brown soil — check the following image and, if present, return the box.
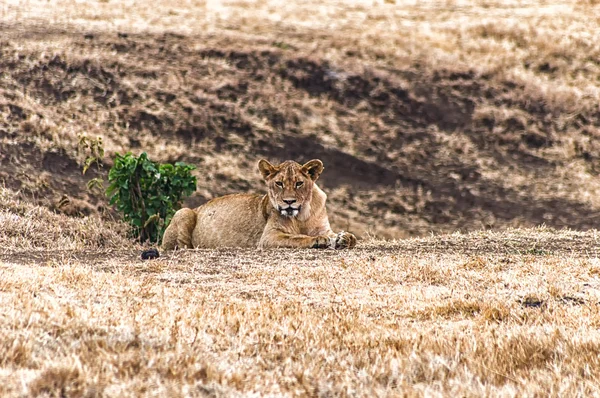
[2,2,600,239]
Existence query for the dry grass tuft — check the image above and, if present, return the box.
[0,188,132,252]
[28,364,94,398]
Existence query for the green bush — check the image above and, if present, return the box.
[106,152,197,243]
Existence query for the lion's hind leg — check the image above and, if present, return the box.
[161,208,197,250]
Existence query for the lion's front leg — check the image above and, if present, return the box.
[259,229,357,249]
[259,230,336,249]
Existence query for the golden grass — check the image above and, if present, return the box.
[2,187,600,395]
[3,1,600,394]
[0,187,131,252]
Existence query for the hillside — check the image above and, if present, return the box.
[2,0,600,238]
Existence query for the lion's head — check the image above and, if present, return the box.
[258,159,324,219]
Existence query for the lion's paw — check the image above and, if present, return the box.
[334,231,357,249]
[312,235,333,249]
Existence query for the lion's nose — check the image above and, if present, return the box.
[283,199,296,205]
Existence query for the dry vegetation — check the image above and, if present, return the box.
[3,186,600,396]
[3,0,600,396]
[2,0,600,237]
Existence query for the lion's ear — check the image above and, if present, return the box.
[302,159,324,181]
[258,159,277,180]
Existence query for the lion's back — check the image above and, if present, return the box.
[192,193,268,248]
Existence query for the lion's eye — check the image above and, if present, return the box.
[275,181,284,188]
[295,181,304,188]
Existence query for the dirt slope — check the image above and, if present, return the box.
[2,1,600,238]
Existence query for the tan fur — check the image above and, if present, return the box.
[161,159,357,250]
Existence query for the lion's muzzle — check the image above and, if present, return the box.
[278,205,301,217]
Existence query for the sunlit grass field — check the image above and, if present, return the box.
[2,0,600,395]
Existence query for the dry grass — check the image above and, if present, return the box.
[2,187,600,395]
[2,0,600,238]
[3,1,600,395]
[0,187,131,252]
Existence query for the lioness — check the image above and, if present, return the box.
[161,159,357,250]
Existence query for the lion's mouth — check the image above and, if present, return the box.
[279,206,300,217]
